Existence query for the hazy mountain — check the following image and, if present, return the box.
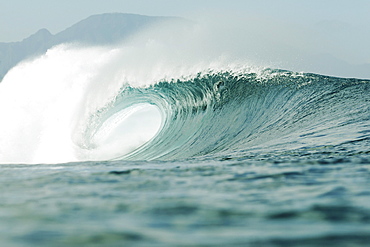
[54,13,180,45]
[0,28,54,80]
[0,13,185,81]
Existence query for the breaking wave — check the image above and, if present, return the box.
[0,45,369,164]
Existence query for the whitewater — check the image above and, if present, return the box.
[1,17,370,246]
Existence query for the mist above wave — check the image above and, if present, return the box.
[1,12,370,82]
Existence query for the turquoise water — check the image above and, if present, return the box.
[1,67,370,246]
[1,157,370,246]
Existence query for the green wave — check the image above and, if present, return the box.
[85,69,370,161]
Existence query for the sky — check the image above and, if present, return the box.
[1,0,370,77]
[1,0,369,42]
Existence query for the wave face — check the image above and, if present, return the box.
[121,69,370,161]
[0,45,369,164]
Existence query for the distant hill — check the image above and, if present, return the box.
[0,13,186,81]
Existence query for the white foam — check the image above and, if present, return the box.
[0,44,164,164]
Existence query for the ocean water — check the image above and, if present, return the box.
[0,44,370,246]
